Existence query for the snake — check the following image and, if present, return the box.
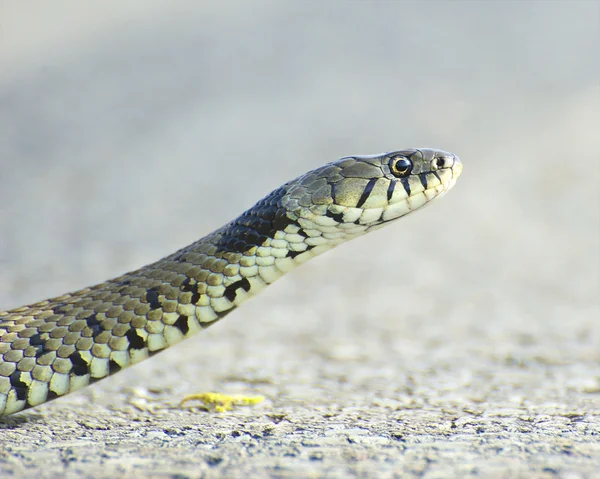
[0,148,462,416]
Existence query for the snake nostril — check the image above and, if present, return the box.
[435,157,446,169]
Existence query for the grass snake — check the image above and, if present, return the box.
[0,148,462,416]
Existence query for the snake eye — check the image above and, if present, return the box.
[390,156,412,178]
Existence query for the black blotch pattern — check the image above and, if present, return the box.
[109,359,122,374]
[9,371,28,401]
[325,209,344,223]
[419,173,429,190]
[145,287,161,310]
[190,290,201,305]
[386,181,396,202]
[180,278,201,304]
[52,302,67,314]
[401,178,411,197]
[356,178,378,209]
[29,333,48,358]
[287,245,315,259]
[125,328,145,350]
[214,187,300,255]
[223,278,251,302]
[34,348,48,359]
[174,314,190,336]
[29,333,44,346]
[85,313,103,339]
[115,279,131,292]
[69,351,89,376]
[432,171,442,184]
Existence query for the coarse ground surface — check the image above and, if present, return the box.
[0,2,599,478]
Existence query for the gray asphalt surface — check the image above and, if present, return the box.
[1,1,599,478]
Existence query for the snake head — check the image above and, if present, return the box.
[282,148,462,239]
[213,148,461,261]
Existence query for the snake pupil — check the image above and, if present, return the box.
[390,157,412,178]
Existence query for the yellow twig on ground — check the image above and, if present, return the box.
[179,392,265,412]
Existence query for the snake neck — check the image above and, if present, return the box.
[0,197,352,416]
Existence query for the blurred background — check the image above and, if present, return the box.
[0,0,598,474]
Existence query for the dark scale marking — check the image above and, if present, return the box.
[145,287,161,310]
[115,279,132,292]
[296,229,308,238]
[214,187,301,255]
[109,359,122,374]
[287,245,315,259]
[244,229,261,245]
[401,178,411,197]
[325,209,345,223]
[29,333,49,358]
[69,351,89,376]
[223,278,251,302]
[29,333,44,346]
[356,178,378,209]
[34,348,46,359]
[273,208,293,232]
[174,314,190,336]
[180,278,201,304]
[233,240,247,252]
[386,181,396,202]
[52,302,68,314]
[9,371,28,401]
[125,328,146,350]
[432,170,442,184]
[85,313,103,339]
[419,173,429,190]
[180,278,193,291]
[190,290,201,305]
[171,252,184,262]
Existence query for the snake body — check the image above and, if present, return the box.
[0,149,462,416]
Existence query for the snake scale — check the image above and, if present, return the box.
[0,149,462,416]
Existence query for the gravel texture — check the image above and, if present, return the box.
[0,2,598,478]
